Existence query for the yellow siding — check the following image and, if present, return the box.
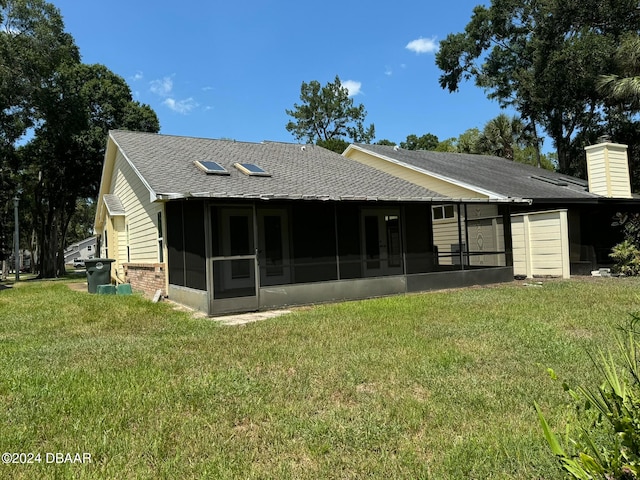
[585,143,631,198]
[344,149,489,199]
[110,152,164,268]
[512,210,570,278]
[511,217,527,276]
[432,209,466,265]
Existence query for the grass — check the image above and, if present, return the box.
[0,277,639,478]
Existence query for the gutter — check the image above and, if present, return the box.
[153,192,532,204]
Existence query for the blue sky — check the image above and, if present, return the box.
[49,0,515,146]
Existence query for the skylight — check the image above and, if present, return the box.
[194,160,229,175]
[234,163,271,177]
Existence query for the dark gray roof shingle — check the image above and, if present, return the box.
[109,131,462,202]
[351,144,599,200]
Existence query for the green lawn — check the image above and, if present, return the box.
[0,277,638,479]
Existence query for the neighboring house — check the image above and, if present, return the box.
[94,130,526,315]
[343,141,640,279]
[63,236,97,264]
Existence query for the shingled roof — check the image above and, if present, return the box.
[348,144,600,202]
[107,130,505,203]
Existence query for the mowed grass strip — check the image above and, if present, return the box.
[0,277,637,479]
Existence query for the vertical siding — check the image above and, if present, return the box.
[511,210,569,278]
[511,217,527,276]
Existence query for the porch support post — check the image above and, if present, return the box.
[501,205,513,268]
[334,203,341,281]
[457,203,464,269]
[463,203,470,268]
[252,203,260,299]
[400,204,407,277]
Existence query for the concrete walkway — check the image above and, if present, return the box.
[165,299,292,325]
[214,309,292,326]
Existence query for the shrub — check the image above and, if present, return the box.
[536,316,640,479]
[610,240,640,276]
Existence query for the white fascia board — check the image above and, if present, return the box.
[344,144,508,200]
[107,132,158,204]
[94,137,117,231]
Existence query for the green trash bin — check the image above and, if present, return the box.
[85,258,115,293]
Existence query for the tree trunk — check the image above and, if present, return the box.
[38,205,60,278]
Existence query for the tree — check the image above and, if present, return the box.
[598,34,640,110]
[66,198,95,246]
[456,128,481,154]
[435,0,640,175]
[0,0,79,262]
[316,138,349,154]
[375,139,396,146]
[285,75,375,144]
[19,62,159,277]
[476,114,527,160]
[400,133,439,151]
[435,138,458,152]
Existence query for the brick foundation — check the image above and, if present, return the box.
[123,263,166,297]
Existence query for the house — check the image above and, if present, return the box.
[94,130,525,315]
[343,141,640,279]
[63,236,97,264]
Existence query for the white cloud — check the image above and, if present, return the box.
[384,66,393,76]
[150,76,173,97]
[343,80,362,97]
[131,71,143,82]
[405,37,439,54]
[163,97,198,114]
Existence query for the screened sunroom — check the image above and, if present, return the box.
[164,198,513,315]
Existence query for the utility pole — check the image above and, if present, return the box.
[13,196,19,281]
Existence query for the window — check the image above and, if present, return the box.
[234,162,271,177]
[194,160,229,175]
[432,204,455,221]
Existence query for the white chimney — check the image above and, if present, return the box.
[584,141,632,198]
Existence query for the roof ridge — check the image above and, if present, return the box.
[110,130,313,148]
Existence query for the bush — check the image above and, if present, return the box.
[536,316,640,479]
[610,240,640,276]
[611,213,640,276]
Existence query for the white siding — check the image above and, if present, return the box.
[512,210,570,278]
